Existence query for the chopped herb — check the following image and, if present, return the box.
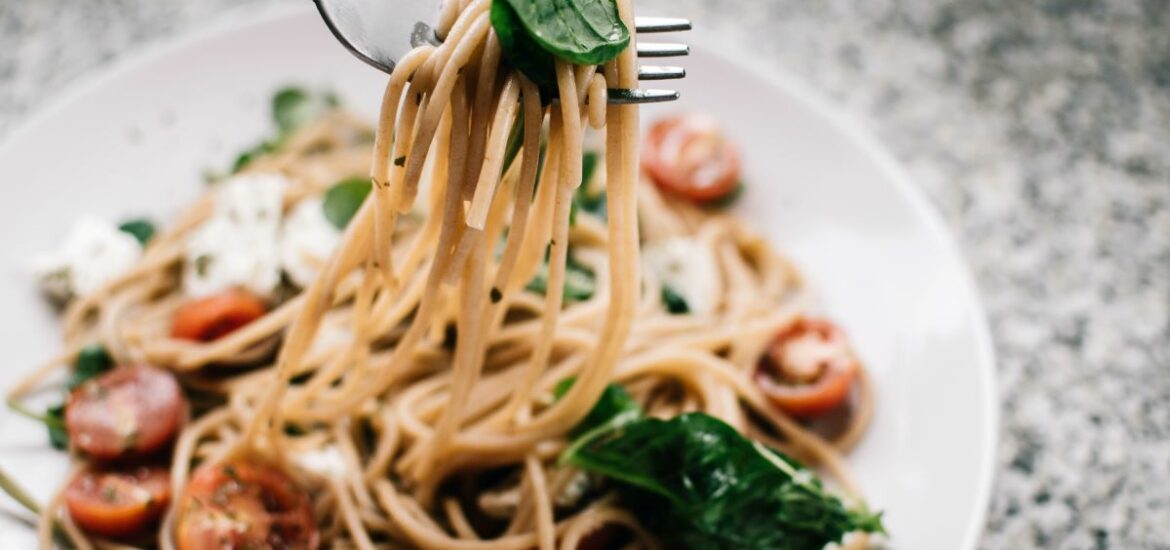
[490,287,503,303]
[102,485,118,503]
[553,378,642,438]
[194,254,214,277]
[704,181,745,209]
[273,87,339,135]
[322,177,373,229]
[68,344,114,390]
[525,254,595,302]
[117,219,156,246]
[393,156,406,167]
[564,412,885,549]
[45,404,68,450]
[230,139,278,174]
[660,285,690,315]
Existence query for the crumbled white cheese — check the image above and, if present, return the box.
[184,173,286,298]
[280,197,342,288]
[642,237,721,315]
[294,445,348,478]
[32,215,143,301]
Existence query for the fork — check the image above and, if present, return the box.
[312,0,690,103]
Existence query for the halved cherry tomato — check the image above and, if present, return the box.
[172,289,267,342]
[642,113,742,203]
[176,460,318,550]
[64,464,171,539]
[755,318,859,417]
[66,364,185,460]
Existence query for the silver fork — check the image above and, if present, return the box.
[312,0,690,103]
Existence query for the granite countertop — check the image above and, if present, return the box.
[2,0,1167,548]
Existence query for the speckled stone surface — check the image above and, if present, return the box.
[2,0,1168,548]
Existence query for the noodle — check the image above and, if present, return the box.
[7,0,880,547]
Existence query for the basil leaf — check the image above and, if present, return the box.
[565,413,885,549]
[118,219,156,246]
[322,177,373,230]
[553,378,642,437]
[273,87,340,136]
[68,344,113,390]
[493,0,630,66]
[660,285,690,315]
[570,151,606,226]
[45,405,68,450]
[526,254,595,301]
[492,1,558,94]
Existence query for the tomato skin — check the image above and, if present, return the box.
[642,113,742,203]
[64,465,171,539]
[65,364,185,460]
[755,318,859,418]
[176,460,318,550]
[172,289,267,342]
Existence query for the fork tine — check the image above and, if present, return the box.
[608,88,680,104]
[638,65,686,81]
[634,17,692,33]
[636,42,690,58]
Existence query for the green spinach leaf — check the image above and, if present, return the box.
[553,378,642,437]
[526,253,595,301]
[660,285,690,314]
[322,177,373,229]
[494,0,630,65]
[68,344,113,390]
[45,405,68,450]
[273,87,340,135]
[565,412,885,549]
[117,219,156,247]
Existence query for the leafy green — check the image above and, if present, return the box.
[117,219,156,247]
[553,378,642,437]
[7,399,68,451]
[491,0,629,93]
[225,87,338,175]
[660,285,690,314]
[704,181,746,209]
[45,405,68,450]
[322,177,373,229]
[273,87,340,135]
[494,0,630,65]
[68,344,114,390]
[569,151,606,225]
[525,253,595,301]
[564,412,885,549]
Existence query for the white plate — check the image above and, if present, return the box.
[0,6,997,549]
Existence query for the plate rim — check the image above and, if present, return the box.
[0,5,999,549]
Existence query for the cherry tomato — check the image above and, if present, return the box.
[64,464,171,539]
[642,113,742,203]
[172,289,267,342]
[66,364,185,460]
[176,460,318,550]
[754,318,859,417]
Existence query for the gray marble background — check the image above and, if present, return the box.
[2,0,1167,548]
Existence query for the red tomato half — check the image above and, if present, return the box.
[755,318,859,418]
[65,464,171,539]
[642,113,742,203]
[65,364,185,460]
[172,289,267,342]
[176,460,318,550]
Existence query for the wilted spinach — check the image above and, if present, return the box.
[322,177,373,229]
[552,378,641,438]
[117,219,156,247]
[564,412,885,549]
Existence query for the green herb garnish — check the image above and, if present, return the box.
[68,344,114,390]
[660,285,690,314]
[525,254,595,302]
[322,177,373,230]
[564,412,885,549]
[117,219,156,246]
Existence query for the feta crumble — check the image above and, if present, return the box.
[642,237,721,315]
[280,196,342,288]
[184,173,286,298]
[32,216,143,301]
